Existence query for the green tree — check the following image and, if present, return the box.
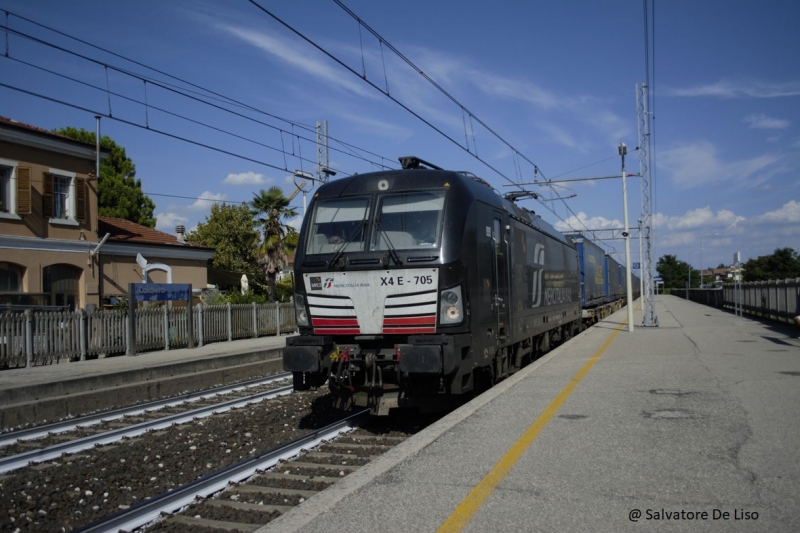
[186,203,260,275]
[250,187,298,300]
[275,275,295,303]
[743,248,800,282]
[656,254,700,289]
[54,127,156,227]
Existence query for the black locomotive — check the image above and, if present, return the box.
[283,156,602,414]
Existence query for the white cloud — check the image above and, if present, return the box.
[336,111,415,142]
[472,75,564,110]
[215,25,375,98]
[756,200,800,223]
[377,44,631,149]
[744,113,789,130]
[223,171,269,185]
[658,232,697,247]
[537,122,579,149]
[554,211,621,233]
[658,142,782,189]
[655,206,746,231]
[409,45,569,110]
[155,212,188,232]
[189,191,227,210]
[666,79,800,98]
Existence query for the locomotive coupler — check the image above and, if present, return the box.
[363,352,384,390]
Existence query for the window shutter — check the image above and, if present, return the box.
[16,167,31,214]
[43,172,53,218]
[76,177,87,222]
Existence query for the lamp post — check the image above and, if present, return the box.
[619,142,634,333]
[699,233,719,288]
[686,248,700,298]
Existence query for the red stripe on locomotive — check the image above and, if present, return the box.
[311,318,360,327]
[382,315,436,326]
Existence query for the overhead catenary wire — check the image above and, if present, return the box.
[3,5,618,253]
[0,12,396,172]
[330,0,635,258]
[1,54,326,171]
[251,0,616,252]
[0,82,337,177]
[246,0,523,191]
[144,192,306,212]
[331,0,539,175]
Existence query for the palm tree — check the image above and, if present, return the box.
[250,187,298,300]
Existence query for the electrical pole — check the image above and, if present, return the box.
[620,142,634,333]
[637,83,658,326]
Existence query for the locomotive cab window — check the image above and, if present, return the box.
[306,197,370,255]
[371,191,445,251]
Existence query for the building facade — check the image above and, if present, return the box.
[0,116,213,311]
[0,116,105,311]
[97,217,213,306]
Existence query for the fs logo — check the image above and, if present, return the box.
[529,244,545,308]
[310,277,334,290]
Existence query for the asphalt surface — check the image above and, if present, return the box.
[258,295,800,533]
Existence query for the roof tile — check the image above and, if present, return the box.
[98,217,209,249]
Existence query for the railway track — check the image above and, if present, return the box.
[75,410,371,532]
[0,381,378,532]
[0,373,293,452]
[0,367,440,532]
[0,376,295,474]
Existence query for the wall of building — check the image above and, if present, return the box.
[0,136,101,310]
[0,142,99,241]
[0,248,101,309]
[100,254,209,301]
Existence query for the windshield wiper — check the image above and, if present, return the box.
[328,218,368,268]
[374,218,402,266]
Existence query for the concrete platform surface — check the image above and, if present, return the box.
[0,334,291,429]
[258,295,800,533]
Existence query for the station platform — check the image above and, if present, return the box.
[260,294,800,533]
[0,334,288,429]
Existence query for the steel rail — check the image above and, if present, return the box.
[0,373,291,447]
[0,384,295,474]
[73,409,370,533]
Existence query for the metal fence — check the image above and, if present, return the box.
[672,278,800,324]
[0,302,296,368]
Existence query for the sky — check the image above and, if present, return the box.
[1,0,798,272]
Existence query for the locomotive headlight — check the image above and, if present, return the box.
[294,293,309,327]
[442,290,459,304]
[439,285,464,325]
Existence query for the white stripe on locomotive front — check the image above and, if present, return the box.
[385,292,437,306]
[383,303,437,316]
[307,306,357,317]
[306,295,354,307]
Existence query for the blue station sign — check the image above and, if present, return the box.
[133,283,191,302]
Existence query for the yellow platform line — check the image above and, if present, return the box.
[437,316,632,532]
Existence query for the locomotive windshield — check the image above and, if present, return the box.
[305,197,370,255]
[372,191,445,250]
[304,190,445,255]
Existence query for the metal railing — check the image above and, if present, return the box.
[0,302,296,368]
[672,278,800,324]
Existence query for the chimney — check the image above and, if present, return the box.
[176,225,186,243]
